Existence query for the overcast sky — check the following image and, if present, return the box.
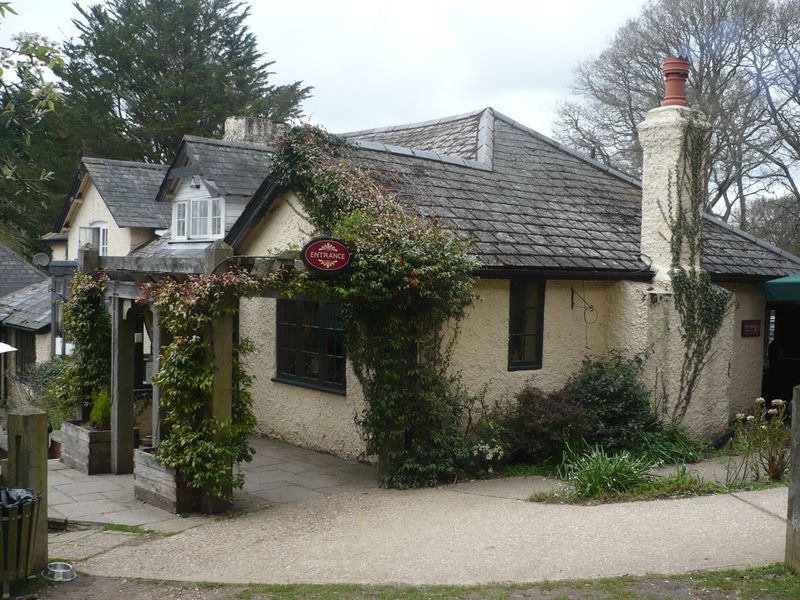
[0,0,647,135]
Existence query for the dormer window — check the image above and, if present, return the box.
[173,196,224,240]
[79,221,109,255]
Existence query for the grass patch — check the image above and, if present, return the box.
[169,563,800,599]
[10,573,50,597]
[530,465,786,505]
[101,523,156,535]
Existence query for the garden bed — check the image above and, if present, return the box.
[60,420,111,475]
[133,448,201,514]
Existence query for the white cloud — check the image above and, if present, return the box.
[1,0,647,135]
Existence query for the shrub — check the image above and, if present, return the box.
[10,356,72,427]
[459,418,507,478]
[89,390,112,430]
[563,350,655,453]
[499,386,595,464]
[559,443,654,498]
[727,397,790,483]
[635,424,705,465]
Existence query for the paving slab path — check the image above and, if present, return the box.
[73,484,789,586]
[47,437,378,531]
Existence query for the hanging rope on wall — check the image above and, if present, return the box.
[571,282,598,350]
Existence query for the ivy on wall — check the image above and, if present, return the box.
[65,125,479,495]
[57,272,111,419]
[664,115,731,424]
[273,126,479,488]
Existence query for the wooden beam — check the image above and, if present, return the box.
[203,241,234,513]
[107,280,145,300]
[151,305,163,447]
[111,298,136,474]
[97,255,205,275]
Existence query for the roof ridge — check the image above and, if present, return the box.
[182,135,273,152]
[490,111,643,189]
[350,139,492,172]
[82,157,167,170]
[341,108,488,137]
[702,213,800,267]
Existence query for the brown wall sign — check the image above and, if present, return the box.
[302,237,353,275]
[741,319,761,337]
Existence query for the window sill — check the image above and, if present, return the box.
[507,363,542,372]
[271,375,346,396]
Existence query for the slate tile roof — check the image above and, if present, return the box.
[0,242,46,298]
[343,108,800,279]
[82,158,170,228]
[180,136,273,198]
[702,216,800,278]
[345,109,648,274]
[130,230,211,259]
[345,111,485,162]
[0,280,51,332]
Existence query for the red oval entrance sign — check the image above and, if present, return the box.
[302,237,352,274]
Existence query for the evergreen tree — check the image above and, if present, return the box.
[59,0,311,162]
[0,2,64,253]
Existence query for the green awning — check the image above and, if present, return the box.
[765,272,800,302]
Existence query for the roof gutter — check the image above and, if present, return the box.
[474,267,655,282]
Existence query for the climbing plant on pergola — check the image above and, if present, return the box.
[67,125,479,502]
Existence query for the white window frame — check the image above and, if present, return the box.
[172,196,224,241]
[79,221,109,255]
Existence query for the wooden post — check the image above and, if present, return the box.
[6,406,48,572]
[151,305,162,447]
[203,241,234,513]
[77,244,99,273]
[787,385,800,573]
[111,298,135,474]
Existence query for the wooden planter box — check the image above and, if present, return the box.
[60,421,111,475]
[133,448,201,514]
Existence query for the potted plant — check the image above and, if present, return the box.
[60,390,112,475]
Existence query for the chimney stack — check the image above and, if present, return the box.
[637,56,710,279]
[662,56,690,107]
[223,116,288,146]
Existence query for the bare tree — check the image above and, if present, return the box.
[749,0,800,202]
[740,195,800,253]
[554,0,784,226]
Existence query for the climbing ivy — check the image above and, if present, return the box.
[273,126,479,487]
[131,125,477,495]
[141,268,293,500]
[57,272,111,420]
[664,115,731,424]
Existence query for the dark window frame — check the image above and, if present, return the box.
[15,329,37,377]
[273,298,346,394]
[507,279,545,371]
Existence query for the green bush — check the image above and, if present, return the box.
[559,443,654,498]
[635,424,705,465]
[12,356,72,427]
[563,350,654,453]
[459,418,507,478]
[499,386,595,464]
[89,390,112,430]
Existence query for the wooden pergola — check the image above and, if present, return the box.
[76,241,300,509]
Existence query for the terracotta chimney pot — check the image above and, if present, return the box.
[662,56,690,107]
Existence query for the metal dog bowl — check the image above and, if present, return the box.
[42,561,77,582]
